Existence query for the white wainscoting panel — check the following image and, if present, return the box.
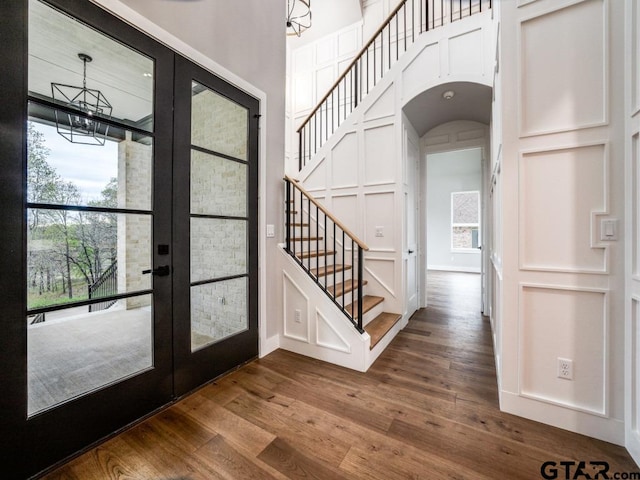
[519,0,607,136]
[364,257,397,298]
[332,193,359,246]
[364,83,396,122]
[402,42,440,95]
[633,298,640,434]
[302,156,327,191]
[364,124,396,186]
[449,28,484,76]
[283,272,310,342]
[519,143,607,273]
[364,191,396,251]
[332,132,359,188]
[316,308,351,353]
[634,133,640,279]
[519,285,608,416]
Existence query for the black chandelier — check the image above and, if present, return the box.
[286,0,311,37]
[51,53,112,146]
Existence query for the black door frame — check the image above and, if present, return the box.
[172,56,260,396]
[0,1,259,477]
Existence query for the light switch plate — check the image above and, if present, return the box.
[600,219,618,241]
[266,224,275,238]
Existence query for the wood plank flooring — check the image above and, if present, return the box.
[41,271,638,479]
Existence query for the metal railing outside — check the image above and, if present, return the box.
[88,261,118,312]
[297,0,491,170]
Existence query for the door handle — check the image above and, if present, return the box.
[408,249,414,254]
[142,265,170,276]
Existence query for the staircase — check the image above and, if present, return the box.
[282,0,492,369]
[284,176,402,351]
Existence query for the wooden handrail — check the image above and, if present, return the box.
[296,0,409,134]
[285,175,369,251]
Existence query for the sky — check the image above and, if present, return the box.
[33,122,119,203]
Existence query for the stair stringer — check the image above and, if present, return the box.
[278,244,370,372]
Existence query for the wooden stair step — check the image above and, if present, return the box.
[365,312,402,349]
[345,295,384,319]
[327,279,368,297]
[290,236,323,242]
[296,250,336,259]
[310,264,352,278]
[290,222,309,227]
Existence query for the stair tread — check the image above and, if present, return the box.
[296,250,336,259]
[365,312,402,350]
[345,295,384,319]
[327,279,368,297]
[290,236,323,241]
[310,264,352,277]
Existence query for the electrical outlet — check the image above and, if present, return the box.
[217,297,225,305]
[375,226,384,237]
[557,358,573,380]
[294,309,302,324]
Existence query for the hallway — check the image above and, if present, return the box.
[42,272,637,479]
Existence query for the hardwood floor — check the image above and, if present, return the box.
[41,271,638,479]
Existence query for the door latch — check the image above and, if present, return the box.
[142,265,170,276]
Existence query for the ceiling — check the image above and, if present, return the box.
[402,81,492,137]
[29,0,154,126]
[287,0,363,47]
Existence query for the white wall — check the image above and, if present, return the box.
[91,0,286,353]
[625,0,640,465]
[426,147,482,273]
[498,0,626,445]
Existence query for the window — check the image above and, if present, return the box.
[451,191,480,251]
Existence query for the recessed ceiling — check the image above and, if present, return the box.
[402,81,492,137]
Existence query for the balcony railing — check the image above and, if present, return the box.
[296,0,491,170]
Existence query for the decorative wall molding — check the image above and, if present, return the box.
[518,283,609,417]
[518,0,609,137]
[316,308,351,353]
[283,271,310,343]
[519,142,609,274]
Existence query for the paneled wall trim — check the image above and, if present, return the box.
[283,272,310,343]
[518,283,609,417]
[518,142,610,274]
[518,0,609,137]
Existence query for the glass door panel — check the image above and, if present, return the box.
[19,0,174,476]
[189,82,249,352]
[173,60,258,396]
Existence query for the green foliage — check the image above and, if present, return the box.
[27,122,119,309]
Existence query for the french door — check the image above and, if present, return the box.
[0,0,258,477]
[172,57,259,395]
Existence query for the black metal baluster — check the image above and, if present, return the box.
[286,179,291,253]
[403,4,407,52]
[351,239,355,317]
[373,37,377,87]
[342,230,346,310]
[316,203,319,278]
[333,222,337,302]
[324,212,327,290]
[357,246,363,331]
[412,0,415,43]
[354,62,359,108]
[396,14,399,60]
[380,28,384,80]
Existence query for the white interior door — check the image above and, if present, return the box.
[405,132,419,317]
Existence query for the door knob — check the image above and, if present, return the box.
[408,249,414,254]
[142,265,170,276]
